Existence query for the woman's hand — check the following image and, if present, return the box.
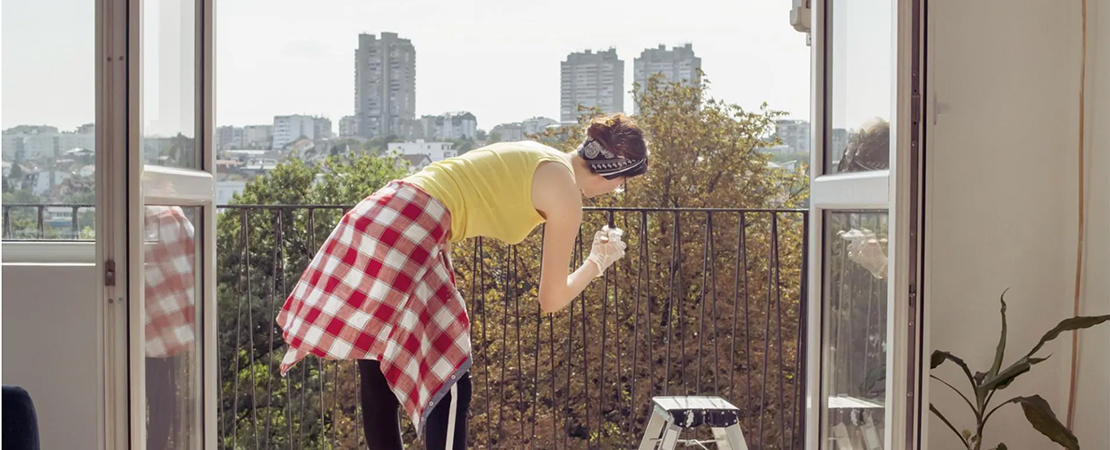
[838,228,887,279]
[586,226,627,276]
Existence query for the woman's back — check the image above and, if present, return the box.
[403,141,573,244]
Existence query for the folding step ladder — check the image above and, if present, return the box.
[638,396,749,450]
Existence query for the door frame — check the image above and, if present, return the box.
[803,0,927,448]
[106,0,219,445]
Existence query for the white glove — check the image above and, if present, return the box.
[586,226,627,276]
[838,228,888,279]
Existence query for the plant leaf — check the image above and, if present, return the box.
[987,290,1010,379]
[1027,315,1110,358]
[930,351,946,369]
[931,350,977,388]
[973,371,987,385]
[1012,395,1079,450]
[980,356,1050,392]
[993,443,1008,450]
[930,403,969,449]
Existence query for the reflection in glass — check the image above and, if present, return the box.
[143,0,197,168]
[826,0,892,174]
[144,206,199,450]
[2,0,96,240]
[822,211,889,450]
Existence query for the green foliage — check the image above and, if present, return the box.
[929,292,1109,450]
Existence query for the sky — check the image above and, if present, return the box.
[3,0,890,134]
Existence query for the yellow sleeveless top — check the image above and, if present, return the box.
[403,141,574,244]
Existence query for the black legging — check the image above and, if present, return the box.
[359,360,472,450]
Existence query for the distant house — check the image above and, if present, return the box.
[388,141,456,162]
[402,154,432,173]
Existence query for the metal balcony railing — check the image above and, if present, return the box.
[2,204,809,450]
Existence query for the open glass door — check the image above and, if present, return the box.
[806,0,924,449]
[127,0,216,447]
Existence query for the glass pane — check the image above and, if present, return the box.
[825,0,892,174]
[2,0,96,241]
[822,211,889,450]
[143,0,197,169]
[144,205,200,449]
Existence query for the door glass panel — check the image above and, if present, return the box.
[143,0,197,169]
[144,205,200,449]
[822,210,888,450]
[2,0,96,241]
[826,0,892,174]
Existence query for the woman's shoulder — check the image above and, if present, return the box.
[478,140,562,155]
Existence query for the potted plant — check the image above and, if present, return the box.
[930,290,1109,450]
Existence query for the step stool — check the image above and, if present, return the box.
[638,396,749,450]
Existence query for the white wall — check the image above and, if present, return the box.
[926,0,1108,449]
[1072,0,1109,446]
[2,262,102,450]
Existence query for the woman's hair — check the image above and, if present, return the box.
[580,113,649,179]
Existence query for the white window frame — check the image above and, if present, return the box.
[804,0,925,449]
[100,0,219,446]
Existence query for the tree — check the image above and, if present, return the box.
[476,129,488,141]
[216,152,410,450]
[488,131,503,144]
[447,72,810,448]
[214,72,812,449]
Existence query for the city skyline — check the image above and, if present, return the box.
[5,0,825,132]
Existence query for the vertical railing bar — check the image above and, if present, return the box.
[3,207,12,239]
[243,210,260,450]
[330,361,339,448]
[36,205,44,238]
[792,211,810,450]
[278,211,295,449]
[774,214,788,448]
[614,212,624,442]
[231,209,247,450]
[310,209,328,450]
[299,213,308,448]
[741,213,754,433]
[599,211,613,428]
[71,206,80,239]
[696,212,712,395]
[514,246,526,449]
[629,210,647,438]
[758,214,774,448]
[531,226,545,448]
[664,212,679,396]
[728,212,743,405]
[709,213,720,397]
[479,237,492,449]
[264,210,279,448]
[676,213,688,395]
[497,245,510,444]
[563,229,581,450]
[581,223,593,450]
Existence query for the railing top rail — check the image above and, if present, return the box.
[3,203,96,208]
[213,204,808,213]
[4,203,807,214]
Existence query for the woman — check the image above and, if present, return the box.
[276,113,649,449]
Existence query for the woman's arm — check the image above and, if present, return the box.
[534,163,599,313]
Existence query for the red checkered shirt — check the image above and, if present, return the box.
[144,206,197,358]
[276,181,472,432]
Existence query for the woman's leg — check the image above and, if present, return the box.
[359,360,405,450]
[423,373,472,450]
[145,356,176,450]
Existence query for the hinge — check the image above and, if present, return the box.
[105,259,117,286]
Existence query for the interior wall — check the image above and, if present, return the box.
[2,263,103,450]
[1071,0,1110,446]
[925,0,1106,448]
